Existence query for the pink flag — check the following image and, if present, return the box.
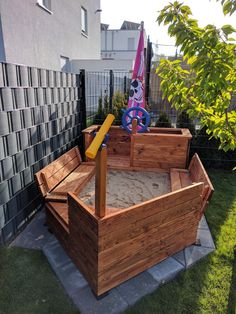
[128,21,145,109]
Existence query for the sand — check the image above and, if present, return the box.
[78,170,170,209]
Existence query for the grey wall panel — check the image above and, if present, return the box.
[0,62,83,244]
[1,88,13,110]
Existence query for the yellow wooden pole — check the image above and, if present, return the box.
[85,114,115,159]
[95,146,107,218]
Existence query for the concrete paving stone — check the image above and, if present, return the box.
[2,88,13,110]
[0,111,9,136]
[71,285,128,314]
[19,66,29,87]
[11,210,51,249]
[11,173,23,195]
[184,245,215,269]
[0,181,10,205]
[147,257,184,284]
[1,157,14,180]
[6,64,17,87]
[198,215,209,230]
[15,88,25,108]
[172,250,186,267]
[197,228,215,249]
[11,110,22,132]
[43,236,72,269]
[116,271,159,306]
[26,88,35,107]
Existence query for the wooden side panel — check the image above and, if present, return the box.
[131,133,190,169]
[45,203,70,254]
[106,127,131,156]
[35,146,82,196]
[189,153,214,215]
[97,183,204,295]
[68,193,99,294]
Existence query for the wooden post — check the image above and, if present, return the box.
[132,118,138,135]
[130,119,138,167]
[95,145,107,218]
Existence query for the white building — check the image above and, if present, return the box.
[0,0,101,71]
[101,21,147,61]
[71,21,148,73]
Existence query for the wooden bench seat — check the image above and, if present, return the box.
[35,146,95,202]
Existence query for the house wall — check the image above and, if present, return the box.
[70,59,134,72]
[0,0,101,70]
[101,29,147,60]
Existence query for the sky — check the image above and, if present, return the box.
[100,0,236,55]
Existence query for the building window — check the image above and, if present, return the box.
[37,0,52,13]
[128,38,135,50]
[60,56,70,72]
[81,7,88,35]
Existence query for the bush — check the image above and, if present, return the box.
[190,126,236,169]
[93,96,105,124]
[176,111,195,135]
[155,112,172,128]
[112,91,127,125]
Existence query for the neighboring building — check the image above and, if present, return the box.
[0,0,101,71]
[101,21,147,61]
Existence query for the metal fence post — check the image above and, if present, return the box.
[109,70,114,113]
[78,70,87,130]
[124,75,127,94]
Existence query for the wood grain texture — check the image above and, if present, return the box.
[189,153,214,215]
[95,147,107,218]
[35,146,82,196]
[131,133,190,169]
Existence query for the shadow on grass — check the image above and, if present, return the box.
[126,169,236,314]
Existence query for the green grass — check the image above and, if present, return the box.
[0,170,235,314]
[0,247,79,314]
[126,170,236,314]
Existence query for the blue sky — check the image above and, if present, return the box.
[100,0,236,55]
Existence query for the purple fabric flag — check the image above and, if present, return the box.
[128,21,145,109]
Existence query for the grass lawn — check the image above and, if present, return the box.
[0,247,79,314]
[0,170,235,314]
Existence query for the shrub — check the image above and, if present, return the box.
[93,96,105,124]
[176,111,195,135]
[155,112,172,128]
[112,91,127,125]
[190,127,236,169]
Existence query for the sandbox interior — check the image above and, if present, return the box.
[79,170,171,210]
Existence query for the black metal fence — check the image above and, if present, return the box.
[0,62,86,244]
[84,67,236,170]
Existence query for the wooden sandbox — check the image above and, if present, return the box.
[35,123,214,296]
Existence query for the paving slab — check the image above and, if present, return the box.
[116,271,159,306]
[172,250,186,267]
[197,228,215,249]
[71,285,128,314]
[43,235,88,295]
[10,209,51,249]
[198,215,209,230]
[147,257,184,284]
[185,245,215,268]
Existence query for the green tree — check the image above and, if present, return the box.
[156,1,236,151]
